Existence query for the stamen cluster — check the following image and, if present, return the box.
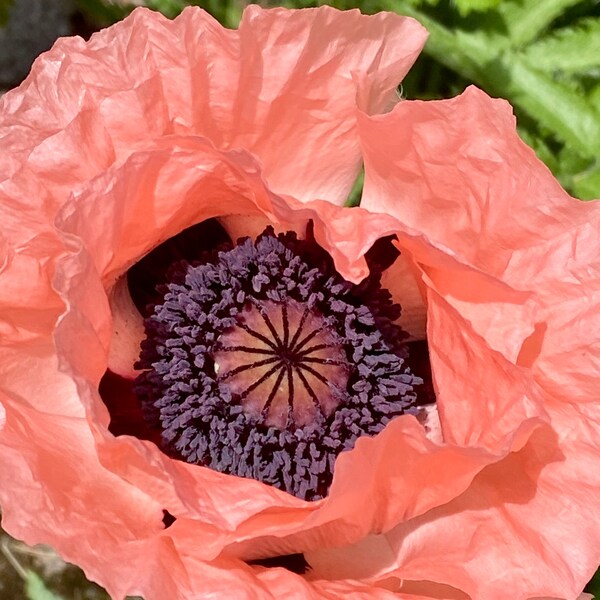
[135,228,421,500]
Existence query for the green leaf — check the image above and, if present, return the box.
[379,2,502,80]
[585,564,600,596]
[557,144,592,176]
[24,570,64,600]
[523,18,600,73]
[345,168,364,207]
[73,0,132,26]
[145,0,189,19]
[573,162,600,200]
[491,55,600,159]
[498,0,583,47]
[454,0,501,16]
[516,126,558,173]
[590,82,600,107]
[201,0,245,28]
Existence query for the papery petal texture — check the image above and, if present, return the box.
[351,86,600,599]
[0,4,426,232]
[0,5,598,600]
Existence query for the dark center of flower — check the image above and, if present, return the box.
[134,227,422,501]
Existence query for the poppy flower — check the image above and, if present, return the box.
[0,5,599,600]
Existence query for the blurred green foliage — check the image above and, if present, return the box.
[74,0,246,27]
[0,0,14,26]
[589,569,600,598]
[25,570,65,600]
[0,527,144,600]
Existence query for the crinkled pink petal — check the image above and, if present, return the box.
[0,4,426,225]
[373,410,600,600]
[355,85,600,598]
[359,86,599,286]
[107,276,146,378]
[380,251,427,339]
[304,417,600,598]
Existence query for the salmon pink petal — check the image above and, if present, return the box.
[532,283,600,407]
[374,405,600,600]
[304,419,598,600]
[380,251,427,339]
[356,85,600,598]
[220,6,428,204]
[0,4,426,226]
[107,276,146,378]
[358,85,598,295]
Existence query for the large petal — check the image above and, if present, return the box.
[357,84,600,599]
[375,401,600,600]
[0,4,426,237]
[358,86,599,295]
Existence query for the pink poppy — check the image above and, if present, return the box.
[0,5,599,600]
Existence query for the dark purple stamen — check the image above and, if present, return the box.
[134,227,421,501]
[127,219,231,316]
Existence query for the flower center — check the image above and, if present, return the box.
[134,227,422,500]
[213,299,348,429]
